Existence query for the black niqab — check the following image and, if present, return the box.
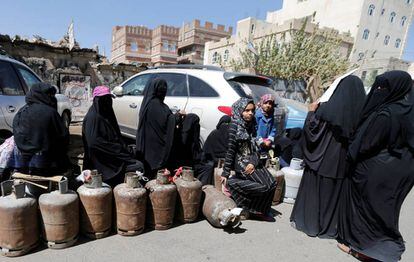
[13,83,68,154]
[316,75,366,139]
[83,94,135,181]
[203,115,231,161]
[135,78,175,171]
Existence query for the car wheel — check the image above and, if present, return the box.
[62,111,71,129]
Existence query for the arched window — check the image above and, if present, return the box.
[362,29,370,40]
[401,16,407,26]
[223,50,229,62]
[212,52,218,63]
[371,50,377,58]
[358,52,365,61]
[395,38,402,48]
[390,12,396,23]
[384,35,391,45]
[407,0,412,4]
[368,4,375,16]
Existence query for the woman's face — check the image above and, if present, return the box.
[261,100,274,114]
[242,103,255,122]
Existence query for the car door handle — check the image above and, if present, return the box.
[7,106,16,113]
[129,103,137,109]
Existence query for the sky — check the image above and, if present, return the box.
[1,0,414,61]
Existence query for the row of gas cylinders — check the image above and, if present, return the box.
[0,167,242,257]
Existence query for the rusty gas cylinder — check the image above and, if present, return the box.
[39,178,79,249]
[214,159,225,191]
[0,181,39,257]
[77,171,112,239]
[174,167,202,223]
[114,172,147,236]
[266,158,285,205]
[202,185,242,228]
[146,169,177,230]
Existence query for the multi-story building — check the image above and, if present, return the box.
[177,20,232,64]
[151,25,180,66]
[204,17,354,71]
[266,0,414,79]
[111,25,152,64]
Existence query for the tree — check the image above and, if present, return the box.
[230,19,352,102]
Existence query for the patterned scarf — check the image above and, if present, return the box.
[231,97,256,140]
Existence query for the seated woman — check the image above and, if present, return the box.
[195,115,231,185]
[221,98,277,221]
[136,78,201,177]
[12,83,71,195]
[83,86,143,187]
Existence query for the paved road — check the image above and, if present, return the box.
[6,189,413,262]
[6,125,411,262]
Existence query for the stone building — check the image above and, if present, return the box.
[204,17,354,71]
[177,20,232,64]
[151,25,180,66]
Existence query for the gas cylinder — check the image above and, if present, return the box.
[281,158,304,204]
[114,172,147,236]
[202,185,242,228]
[146,169,177,230]
[214,159,225,191]
[77,171,112,239]
[0,181,39,257]
[174,167,202,223]
[266,157,285,205]
[39,178,79,249]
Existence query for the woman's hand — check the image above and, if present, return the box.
[308,102,319,112]
[221,176,227,185]
[245,164,255,175]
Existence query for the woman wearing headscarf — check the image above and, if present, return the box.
[83,86,143,187]
[194,115,231,185]
[337,71,414,262]
[290,75,366,238]
[221,97,276,221]
[13,82,70,175]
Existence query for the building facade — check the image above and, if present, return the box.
[111,25,153,64]
[177,20,232,64]
[266,0,414,75]
[151,25,180,66]
[204,17,353,71]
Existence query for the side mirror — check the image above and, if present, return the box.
[113,86,124,97]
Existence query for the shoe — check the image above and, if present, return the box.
[250,212,275,222]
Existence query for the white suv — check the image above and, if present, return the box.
[112,65,289,143]
[0,55,72,143]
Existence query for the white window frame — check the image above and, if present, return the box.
[384,35,391,45]
[362,29,370,40]
[390,12,396,23]
[368,4,375,16]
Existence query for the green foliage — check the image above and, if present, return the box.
[230,20,351,102]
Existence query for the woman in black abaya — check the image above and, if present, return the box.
[83,86,143,187]
[290,75,366,238]
[337,71,414,262]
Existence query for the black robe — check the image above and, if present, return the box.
[136,79,176,176]
[338,71,414,262]
[13,83,70,175]
[290,75,366,238]
[83,95,143,184]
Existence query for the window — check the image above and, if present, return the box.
[362,29,370,40]
[361,71,367,81]
[162,41,169,51]
[16,66,41,91]
[122,74,152,96]
[0,61,25,95]
[371,50,377,58]
[384,35,391,45]
[375,32,380,38]
[189,75,219,97]
[130,42,138,52]
[395,38,402,48]
[358,52,365,61]
[401,16,407,26]
[407,0,412,4]
[212,52,218,63]
[156,73,188,97]
[223,50,229,62]
[381,8,385,15]
[251,24,255,34]
[169,43,176,52]
[390,12,396,23]
[368,4,375,16]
